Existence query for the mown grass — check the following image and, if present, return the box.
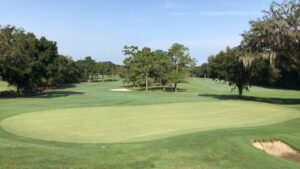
[0,81,13,91]
[0,78,300,168]
[2,101,298,143]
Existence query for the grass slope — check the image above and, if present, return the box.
[0,78,300,168]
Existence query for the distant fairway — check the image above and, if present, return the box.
[1,101,299,143]
[0,81,13,91]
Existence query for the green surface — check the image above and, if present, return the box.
[2,102,299,143]
[0,78,300,168]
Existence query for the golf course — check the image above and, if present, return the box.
[1,0,300,168]
[0,78,300,168]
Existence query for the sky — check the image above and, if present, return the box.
[0,0,276,65]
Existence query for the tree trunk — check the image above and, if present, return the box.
[16,86,20,96]
[145,73,148,91]
[174,83,178,92]
[160,79,165,91]
[238,85,243,97]
[174,64,179,92]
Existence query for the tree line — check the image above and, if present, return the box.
[0,25,119,95]
[194,0,300,96]
[120,44,196,92]
[0,25,196,95]
[1,0,299,96]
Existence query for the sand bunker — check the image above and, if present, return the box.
[253,140,300,163]
[110,88,131,92]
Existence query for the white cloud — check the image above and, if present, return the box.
[168,12,189,16]
[163,0,181,9]
[221,2,241,7]
[197,10,261,16]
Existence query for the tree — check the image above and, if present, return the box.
[208,47,251,96]
[33,36,59,89]
[75,56,97,82]
[194,63,209,78]
[0,26,29,94]
[48,55,80,86]
[242,0,300,76]
[151,50,172,90]
[249,58,281,87]
[168,43,196,92]
[0,25,83,95]
[96,61,118,82]
[122,46,154,91]
[0,25,60,94]
[121,46,140,87]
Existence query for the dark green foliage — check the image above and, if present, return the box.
[75,56,97,81]
[249,58,281,87]
[121,44,196,92]
[0,25,81,95]
[75,57,120,82]
[194,63,208,78]
[48,55,80,86]
[241,0,300,88]
[204,0,300,91]
[151,49,171,89]
[168,43,196,92]
[208,47,251,96]
[0,25,57,94]
[122,46,155,91]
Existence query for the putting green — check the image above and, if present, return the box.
[1,101,299,143]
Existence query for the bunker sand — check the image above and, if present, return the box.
[110,88,131,92]
[253,141,300,163]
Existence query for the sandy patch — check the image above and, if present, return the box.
[253,140,300,163]
[110,88,131,92]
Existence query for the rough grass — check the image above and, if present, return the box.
[0,78,300,168]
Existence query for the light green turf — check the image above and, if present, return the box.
[0,81,13,91]
[1,101,299,143]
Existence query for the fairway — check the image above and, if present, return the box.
[1,101,299,143]
[1,79,300,169]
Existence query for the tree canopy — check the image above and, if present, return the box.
[0,25,120,95]
[241,0,300,88]
[204,0,300,94]
[122,44,196,92]
[207,47,251,96]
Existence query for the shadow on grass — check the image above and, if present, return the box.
[0,84,82,99]
[53,84,77,89]
[199,94,300,105]
[91,79,119,82]
[136,87,187,92]
[34,91,84,98]
[0,90,84,98]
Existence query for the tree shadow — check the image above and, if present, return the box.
[34,91,84,98]
[199,94,300,105]
[0,90,18,98]
[136,87,187,92]
[52,84,77,89]
[91,79,119,82]
[0,83,83,99]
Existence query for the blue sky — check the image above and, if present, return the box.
[0,0,276,64]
